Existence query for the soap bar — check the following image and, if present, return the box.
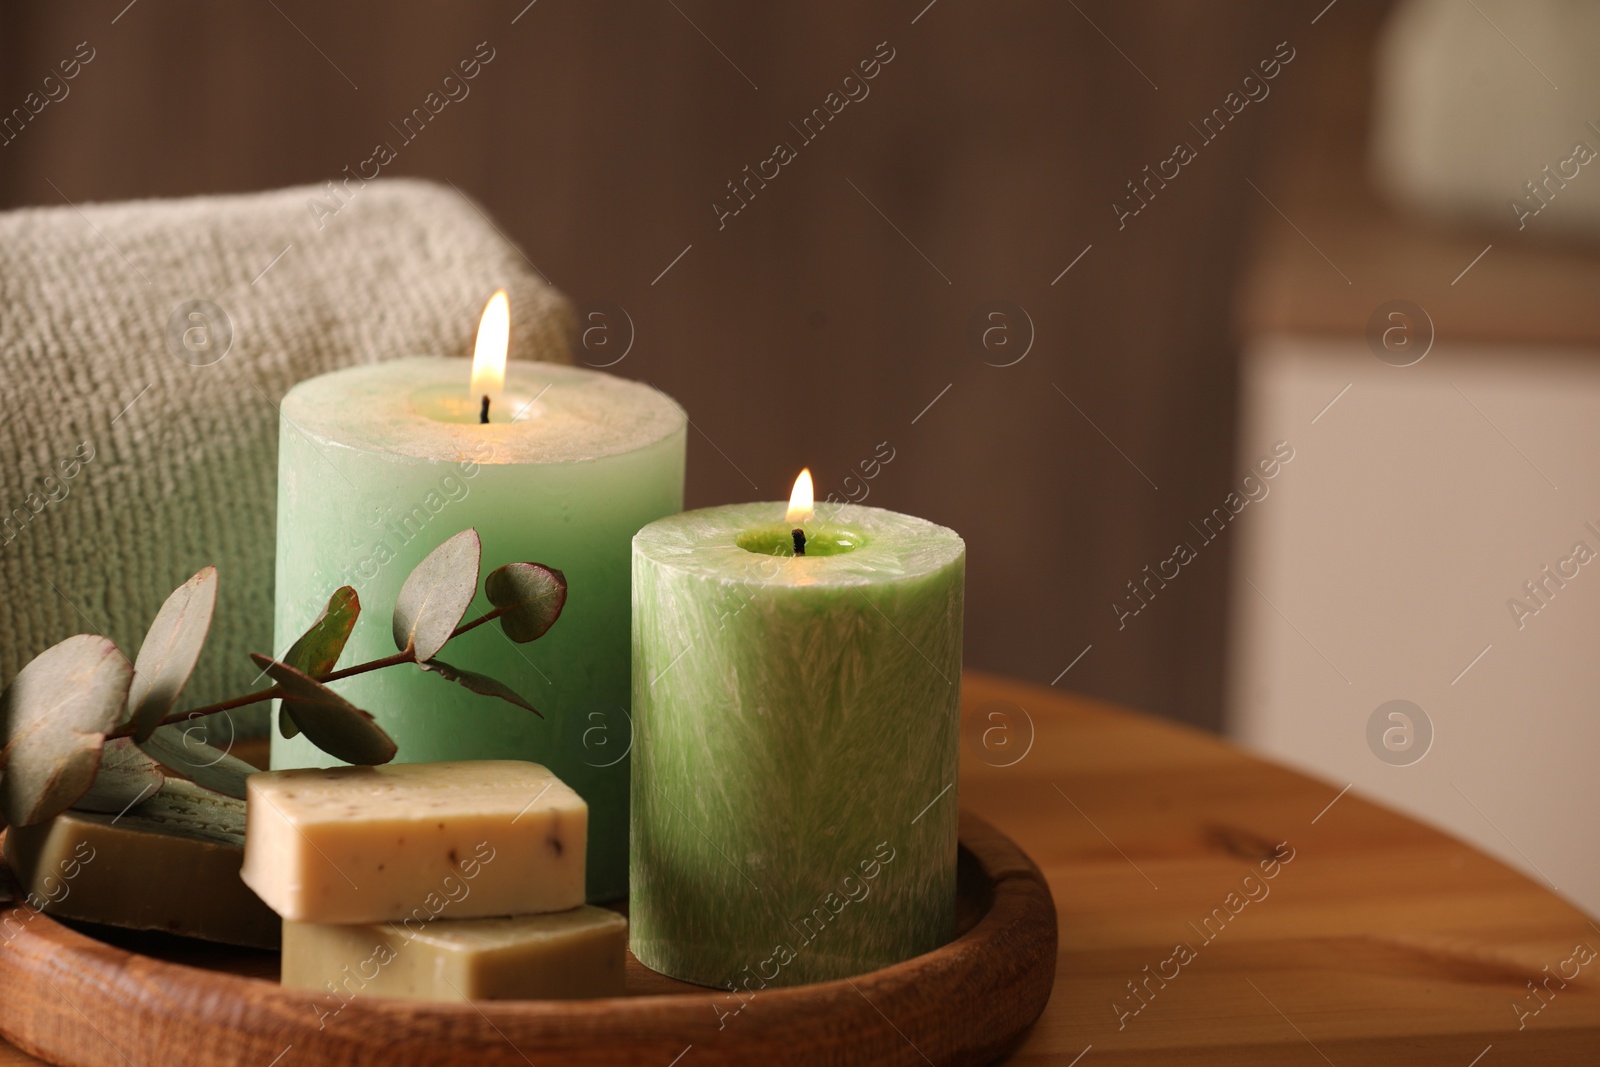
[283,905,628,1003]
[241,760,586,923]
[2,778,280,948]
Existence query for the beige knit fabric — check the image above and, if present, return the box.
[0,179,573,730]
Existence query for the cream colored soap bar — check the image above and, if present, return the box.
[2,779,280,948]
[241,760,586,923]
[283,905,627,1002]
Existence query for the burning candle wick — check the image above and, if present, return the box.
[792,528,807,556]
[480,395,490,425]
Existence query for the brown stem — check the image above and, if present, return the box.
[319,649,416,684]
[176,685,284,718]
[105,685,283,739]
[108,650,427,739]
[449,605,506,640]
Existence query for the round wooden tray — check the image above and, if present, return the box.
[0,811,1054,1067]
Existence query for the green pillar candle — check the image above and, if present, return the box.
[630,492,964,988]
[271,348,685,903]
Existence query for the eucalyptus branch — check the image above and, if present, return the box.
[0,529,567,827]
[103,607,511,739]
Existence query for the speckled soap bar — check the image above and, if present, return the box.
[241,760,586,924]
[3,778,280,948]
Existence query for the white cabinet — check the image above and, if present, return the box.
[1229,335,1600,916]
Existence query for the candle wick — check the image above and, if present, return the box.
[792,528,806,556]
[480,395,490,425]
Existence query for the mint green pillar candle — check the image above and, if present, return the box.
[630,492,964,987]
[271,355,685,903]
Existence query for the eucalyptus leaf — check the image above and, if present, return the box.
[419,658,542,716]
[281,586,360,740]
[71,738,164,814]
[484,563,567,643]
[285,586,360,677]
[392,529,482,660]
[251,654,397,765]
[0,634,134,826]
[127,566,218,741]
[137,722,257,800]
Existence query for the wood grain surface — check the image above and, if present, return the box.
[958,672,1600,1064]
[4,670,1598,1065]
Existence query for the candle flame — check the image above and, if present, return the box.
[786,468,815,525]
[469,289,509,400]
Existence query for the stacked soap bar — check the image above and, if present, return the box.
[3,778,280,949]
[242,760,627,1002]
[281,908,628,1001]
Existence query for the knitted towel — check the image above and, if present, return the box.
[0,179,572,730]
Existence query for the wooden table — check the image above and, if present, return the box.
[4,672,1597,1064]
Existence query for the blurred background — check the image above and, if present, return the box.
[4,1,1600,914]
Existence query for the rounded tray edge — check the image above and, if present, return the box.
[0,810,1056,1067]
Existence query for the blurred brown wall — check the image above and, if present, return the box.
[0,0,1315,731]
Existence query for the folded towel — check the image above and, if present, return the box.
[0,178,572,731]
